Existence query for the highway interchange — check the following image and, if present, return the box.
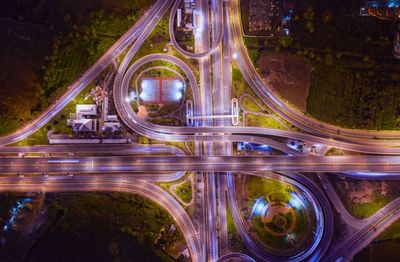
[1,0,400,261]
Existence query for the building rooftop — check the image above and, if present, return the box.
[72,119,98,132]
[76,104,98,116]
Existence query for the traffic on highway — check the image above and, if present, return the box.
[1,0,400,261]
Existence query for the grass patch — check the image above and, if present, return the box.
[10,127,49,146]
[330,176,400,219]
[349,195,392,219]
[174,180,192,203]
[241,96,262,112]
[232,67,253,99]
[246,176,293,202]
[226,194,249,253]
[245,114,286,129]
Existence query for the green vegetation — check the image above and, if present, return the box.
[132,14,170,60]
[246,176,293,200]
[232,66,269,112]
[241,0,400,130]
[11,85,95,146]
[10,127,49,147]
[0,193,18,221]
[175,32,195,53]
[325,147,338,156]
[378,219,400,241]
[130,12,199,80]
[137,136,192,156]
[42,7,151,106]
[226,201,237,238]
[245,114,286,130]
[349,196,392,219]
[232,67,255,99]
[226,196,249,253]
[306,58,400,129]
[232,65,294,129]
[0,0,154,136]
[174,180,192,203]
[0,192,183,261]
[241,96,262,112]
[152,118,183,126]
[331,177,400,219]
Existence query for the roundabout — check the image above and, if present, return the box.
[245,176,317,255]
[249,187,315,254]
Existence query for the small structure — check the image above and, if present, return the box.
[76,104,97,116]
[107,115,119,122]
[184,23,193,31]
[102,96,109,121]
[178,248,190,262]
[177,8,183,27]
[72,119,98,132]
[102,122,121,133]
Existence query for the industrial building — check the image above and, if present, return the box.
[76,104,98,116]
[360,0,400,19]
[67,104,99,133]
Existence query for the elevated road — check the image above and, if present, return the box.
[0,0,169,147]
[113,53,400,155]
[229,0,400,141]
[0,144,185,155]
[3,155,400,173]
[323,196,400,261]
[0,176,201,262]
[168,0,223,58]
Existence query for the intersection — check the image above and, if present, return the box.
[1,0,400,261]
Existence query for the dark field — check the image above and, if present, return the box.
[354,239,400,262]
[293,0,400,129]
[0,0,153,135]
[242,0,400,129]
[0,192,182,261]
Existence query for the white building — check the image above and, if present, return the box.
[177,8,182,27]
[102,122,121,132]
[107,115,119,122]
[67,104,99,132]
[76,104,98,116]
[72,119,98,132]
[102,97,108,121]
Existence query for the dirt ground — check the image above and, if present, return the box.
[258,54,311,111]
